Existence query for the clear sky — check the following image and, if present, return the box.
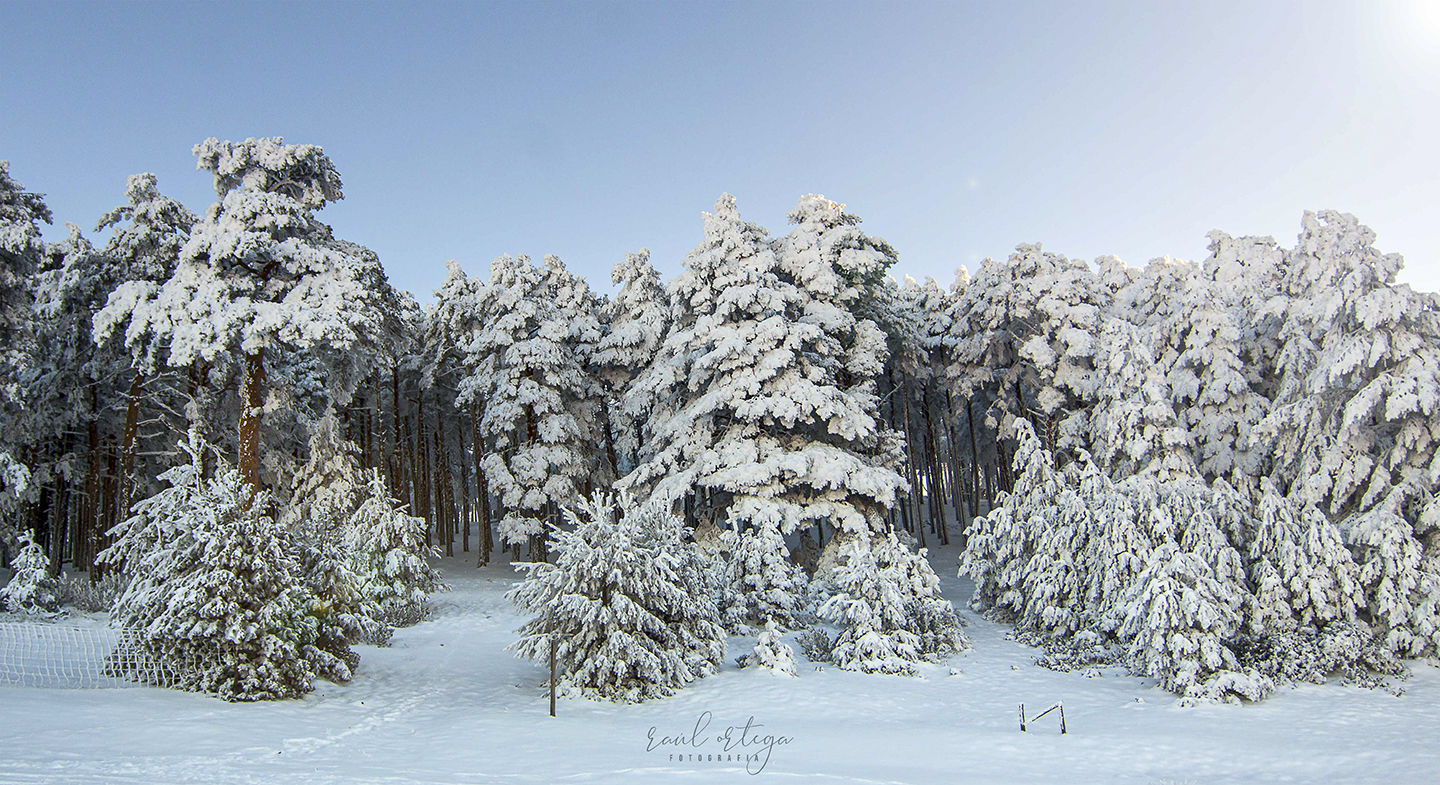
[2,0,1437,299]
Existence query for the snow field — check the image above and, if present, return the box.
[4,544,1438,784]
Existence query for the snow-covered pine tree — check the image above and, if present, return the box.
[506,491,725,702]
[1076,453,1144,632]
[99,430,355,700]
[1089,319,1194,481]
[625,195,904,613]
[344,469,442,626]
[593,249,670,472]
[1247,211,1440,656]
[1,531,60,613]
[283,413,365,538]
[466,254,594,559]
[1201,229,1287,397]
[1017,457,1094,637]
[279,414,390,643]
[29,226,117,556]
[0,161,51,517]
[1246,478,1363,635]
[893,537,969,659]
[1344,498,1440,657]
[91,172,199,375]
[1116,258,1266,483]
[543,254,609,485]
[945,243,1106,458]
[131,138,393,489]
[88,173,200,530]
[738,617,798,677]
[959,419,1064,619]
[1261,211,1440,521]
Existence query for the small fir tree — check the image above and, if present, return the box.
[507,491,726,703]
[344,469,443,626]
[738,617,798,677]
[1,532,60,613]
[99,431,354,700]
[720,519,809,633]
[822,532,966,676]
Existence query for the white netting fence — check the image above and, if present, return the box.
[0,621,214,689]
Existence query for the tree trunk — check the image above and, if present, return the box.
[117,372,144,531]
[45,479,65,577]
[523,400,542,561]
[472,403,491,567]
[457,414,472,553]
[390,362,402,493]
[601,397,620,480]
[239,349,266,490]
[415,390,430,546]
[83,411,101,574]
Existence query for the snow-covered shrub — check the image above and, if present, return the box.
[344,469,443,627]
[821,533,966,676]
[720,520,809,633]
[57,570,126,613]
[1026,628,1123,672]
[99,432,356,701]
[795,627,834,663]
[737,617,798,677]
[507,491,726,702]
[1,532,59,613]
[1235,622,1403,688]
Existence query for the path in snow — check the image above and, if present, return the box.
[3,545,1439,784]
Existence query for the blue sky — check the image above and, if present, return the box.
[2,0,1437,298]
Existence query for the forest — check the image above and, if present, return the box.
[2,137,1438,705]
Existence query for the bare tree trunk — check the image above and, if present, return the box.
[921,386,947,545]
[117,372,144,532]
[101,446,118,558]
[523,399,541,561]
[435,427,454,557]
[415,389,430,546]
[83,411,101,576]
[390,362,402,493]
[472,403,491,566]
[897,371,924,547]
[46,479,65,577]
[457,413,472,553]
[239,349,266,490]
[601,397,620,480]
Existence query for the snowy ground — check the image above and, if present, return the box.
[3,543,1439,785]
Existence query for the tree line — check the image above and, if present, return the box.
[4,137,1439,701]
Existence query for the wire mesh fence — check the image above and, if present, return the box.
[0,621,207,689]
